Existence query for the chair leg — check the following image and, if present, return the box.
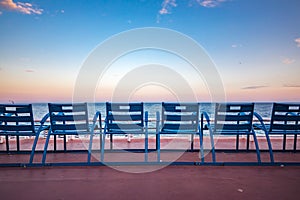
[199,132,204,163]
[5,135,9,152]
[252,133,261,163]
[209,130,216,162]
[145,133,148,162]
[283,134,286,150]
[54,135,57,152]
[265,132,274,163]
[17,136,20,152]
[100,134,105,162]
[191,134,194,151]
[87,132,94,163]
[246,134,250,151]
[63,135,67,152]
[42,133,51,164]
[294,134,297,152]
[29,134,40,164]
[236,135,239,151]
[157,133,160,162]
[110,134,113,150]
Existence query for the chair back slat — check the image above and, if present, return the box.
[106,102,144,133]
[0,125,34,131]
[106,114,142,121]
[270,103,300,131]
[161,103,199,133]
[0,104,35,133]
[107,123,143,130]
[214,103,254,133]
[48,103,89,132]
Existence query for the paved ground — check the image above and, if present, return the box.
[0,165,299,200]
[1,137,299,200]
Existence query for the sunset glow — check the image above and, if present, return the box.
[0,0,299,103]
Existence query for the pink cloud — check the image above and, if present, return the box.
[25,69,35,73]
[281,57,296,65]
[242,85,267,90]
[0,0,43,15]
[283,84,300,88]
[295,38,300,47]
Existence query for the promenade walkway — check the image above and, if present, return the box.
[0,165,299,200]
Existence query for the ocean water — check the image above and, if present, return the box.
[32,102,273,121]
[29,102,273,136]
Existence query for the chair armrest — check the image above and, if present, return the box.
[144,111,149,128]
[103,116,108,134]
[253,112,268,133]
[201,111,211,130]
[36,113,50,133]
[91,111,101,133]
[155,111,160,133]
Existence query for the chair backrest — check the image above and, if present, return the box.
[270,103,300,132]
[48,103,89,133]
[106,102,144,133]
[0,104,35,134]
[161,103,199,133]
[214,103,254,134]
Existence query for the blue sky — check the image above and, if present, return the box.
[0,0,300,103]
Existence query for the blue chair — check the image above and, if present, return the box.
[201,103,263,163]
[42,103,101,164]
[254,103,300,160]
[0,104,49,165]
[101,102,148,162]
[156,103,203,162]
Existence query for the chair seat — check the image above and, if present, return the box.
[253,123,270,130]
[206,124,252,135]
[159,130,198,134]
[253,124,299,135]
[106,130,145,135]
[51,130,91,135]
[269,130,299,135]
[0,130,36,136]
[212,130,253,135]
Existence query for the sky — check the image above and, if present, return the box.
[0,0,300,103]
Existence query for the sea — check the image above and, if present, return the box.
[31,103,273,132]
[32,102,273,121]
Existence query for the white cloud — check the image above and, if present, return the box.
[159,8,168,15]
[159,0,177,15]
[157,0,228,22]
[295,38,300,47]
[231,44,242,48]
[157,0,178,23]
[0,11,2,15]
[0,0,43,15]
[281,57,296,65]
[196,0,228,8]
